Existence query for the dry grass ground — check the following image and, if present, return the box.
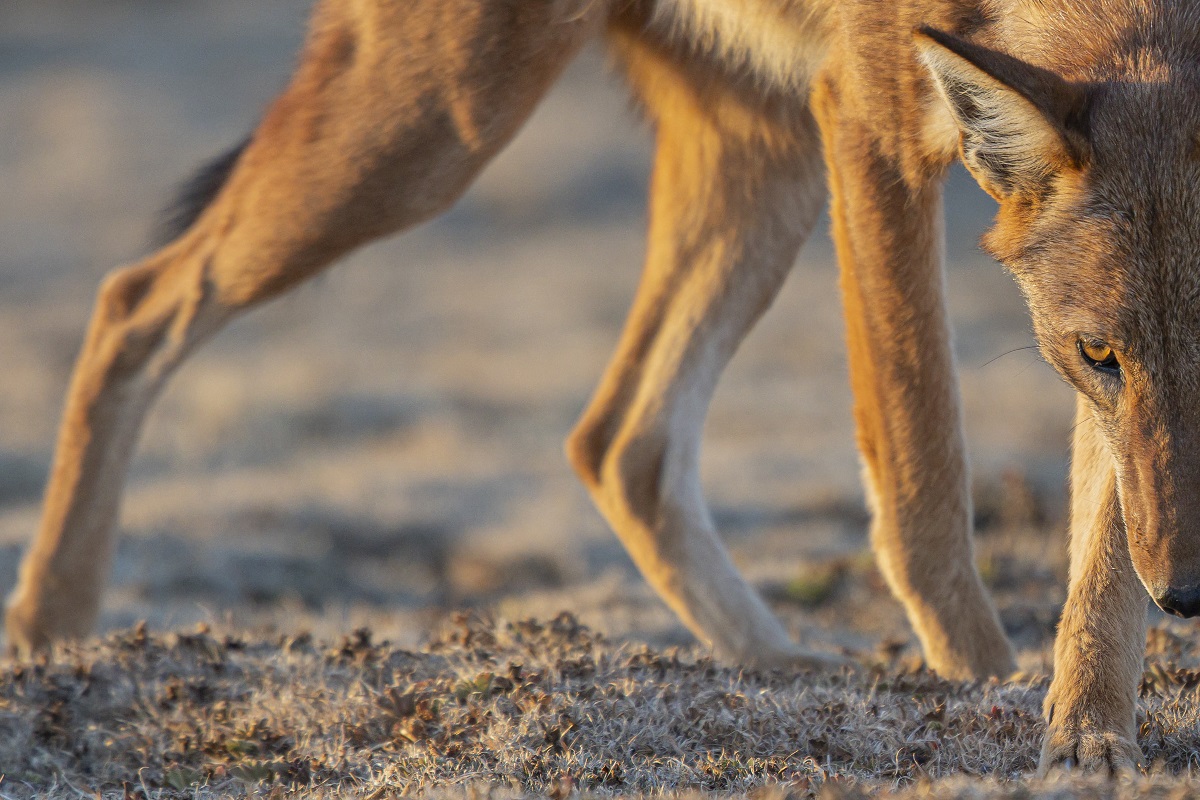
[5,2,1200,798]
[3,613,1200,799]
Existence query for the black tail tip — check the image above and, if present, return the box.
[151,135,251,249]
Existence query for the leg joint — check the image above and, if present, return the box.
[568,413,670,524]
[565,416,611,488]
[96,264,157,326]
[602,429,668,524]
[89,263,180,379]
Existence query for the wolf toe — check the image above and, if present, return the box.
[1039,727,1140,777]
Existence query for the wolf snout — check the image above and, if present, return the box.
[1154,584,1200,618]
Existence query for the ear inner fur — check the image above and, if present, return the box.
[915,25,1090,198]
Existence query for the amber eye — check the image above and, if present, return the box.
[1078,339,1120,374]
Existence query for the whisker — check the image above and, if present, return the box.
[978,344,1040,369]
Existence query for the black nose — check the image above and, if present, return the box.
[1155,585,1200,618]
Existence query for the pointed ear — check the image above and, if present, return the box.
[915,25,1089,200]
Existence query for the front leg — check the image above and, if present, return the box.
[812,78,1014,681]
[1039,395,1146,774]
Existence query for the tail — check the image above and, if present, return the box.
[152,135,251,248]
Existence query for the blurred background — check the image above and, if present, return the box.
[0,0,1077,666]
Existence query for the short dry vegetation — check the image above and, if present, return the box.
[2,613,1200,799]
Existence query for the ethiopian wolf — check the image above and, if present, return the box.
[8,0,1199,773]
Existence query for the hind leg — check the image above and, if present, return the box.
[566,30,836,668]
[6,0,606,655]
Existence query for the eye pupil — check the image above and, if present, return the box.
[1078,339,1120,373]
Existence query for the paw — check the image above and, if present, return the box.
[788,648,856,673]
[4,587,87,659]
[746,642,856,674]
[1038,725,1140,776]
[924,624,1016,681]
[4,595,50,659]
[4,578,101,658]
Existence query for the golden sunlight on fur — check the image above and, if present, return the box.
[10,0,1200,779]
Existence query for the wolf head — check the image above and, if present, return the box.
[918,16,1200,615]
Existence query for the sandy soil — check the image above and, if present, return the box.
[4,5,1193,795]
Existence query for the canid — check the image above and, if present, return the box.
[8,0,1193,773]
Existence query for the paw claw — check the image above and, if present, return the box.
[1039,727,1139,777]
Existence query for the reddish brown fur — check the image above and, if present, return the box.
[10,0,1200,775]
